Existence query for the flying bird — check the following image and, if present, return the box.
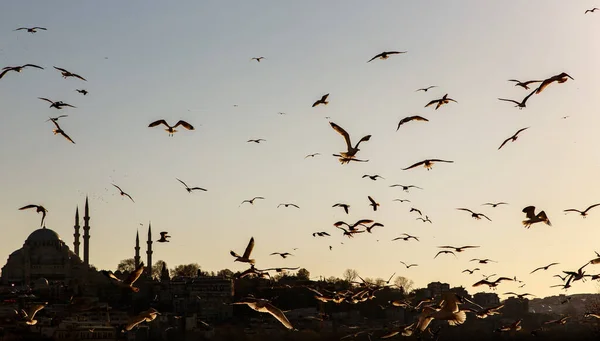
[112,184,134,203]
[148,119,194,136]
[312,94,330,107]
[497,88,536,109]
[470,259,496,264]
[396,116,429,131]
[362,174,384,181]
[304,153,320,158]
[17,303,46,326]
[101,262,144,292]
[536,72,574,94]
[18,205,48,227]
[247,139,266,143]
[278,203,300,209]
[498,127,529,150]
[334,219,373,230]
[241,197,264,205]
[585,8,599,13]
[530,263,560,274]
[393,199,411,203]
[367,51,406,63]
[522,206,551,228]
[434,250,456,259]
[312,232,330,237]
[393,234,419,242]
[46,115,68,122]
[462,268,480,275]
[329,122,371,161]
[368,196,379,211]
[424,94,457,110]
[456,208,491,221]
[38,97,76,109]
[332,203,350,214]
[439,246,480,253]
[14,27,47,33]
[232,297,294,330]
[53,66,87,81]
[416,86,437,92]
[417,216,432,223]
[123,308,160,331]
[410,208,422,216]
[0,64,43,80]
[508,79,542,90]
[563,203,600,218]
[157,232,171,243]
[472,277,513,289]
[230,237,255,264]
[504,292,535,299]
[402,159,453,171]
[482,202,507,208]
[390,184,422,192]
[75,89,88,95]
[176,178,207,193]
[415,292,466,331]
[49,120,75,144]
[251,57,265,62]
[400,261,418,268]
[270,252,293,258]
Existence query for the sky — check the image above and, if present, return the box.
[1,1,600,299]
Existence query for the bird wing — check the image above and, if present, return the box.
[585,203,600,213]
[33,27,47,30]
[329,122,352,152]
[53,66,69,73]
[538,211,551,225]
[441,292,460,313]
[27,304,45,320]
[124,263,144,285]
[38,97,54,104]
[563,209,582,214]
[522,206,537,219]
[429,159,453,163]
[402,160,425,170]
[498,98,519,105]
[0,69,11,80]
[242,237,255,259]
[530,267,544,274]
[264,303,294,329]
[124,314,147,331]
[59,131,76,144]
[411,115,429,122]
[230,250,241,258]
[367,53,384,63]
[23,64,44,69]
[176,178,189,188]
[160,232,168,237]
[507,79,521,83]
[72,73,87,81]
[148,119,169,128]
[14,28,27,31]
[19,204,39,210]
[424,99,439,108]
[472,280,490,287]
[535,78,554,94]
[498,136,512,150]
[368,196,376,206]
[457,208,474,215]
[173,120,194,130]
[481,214,492,221]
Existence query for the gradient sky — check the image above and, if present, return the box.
[1,1,600,298]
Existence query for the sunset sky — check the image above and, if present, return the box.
[1,1,600,298]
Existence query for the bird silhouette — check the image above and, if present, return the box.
[19,205,48,227]
[530,263,560,274]
[49,120,76,144]
[112,184,134,203]
[312,94,330,107]
[157,232,171,242]
[563,203,600,218]
[38,97,76,109]
[416,86,437,92]
[251,57,265,62]
[241,197,265,205]
[425,94,457,110]
[54,66,87,81]
[536,72,574,94]
[148,120,194,136]
[497,88,536,109]
[456,208,491,221]
[176,178,207,193]
[14,27,47,33]
[403,159,453,171]
[0,64,43,80]
[522,206,551,228]
[498,127,529,150]
[230,237,255,264]
[367,51,406,63]
[329,121,371,162]
[332,203,350,214]
[368,196,379,211]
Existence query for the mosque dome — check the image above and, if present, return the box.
[25,228,62,246]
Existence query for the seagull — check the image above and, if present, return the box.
[417,216,432,223]
[495,319,522,333]
[45,115,68,122]
[400,261,418,269]
[497,89,537,109]
[157,232,171,243]
[362,174,384,181]
[312,232,331,237]
[410,208,422,216]
[390,184,422,192]
[563,203,600,218]
[393,234,419,242]
[584,312,600,319]
[544,317,569,325]
[424,94,457,110]
[482,202,508,208]
[270,252,293,258]
[508,79,542,90]
[38,97,76,109]
[101,262,144,292]
[522,206,551,228]
[251,57,265,62]
[472,277,513,289]
[123,308,160,331]
[393,199,411,203]
[18,205,48,227]
[75,89,88,95]
[367,51,406,63]
[470,259,497,264]
[329,122,371,161]
[247,139,266,143]
[232,297,294,330]
[530,263,560,274]
[396,115,429,131]
[403,159,454,171]
[463,304,504,319]
[415,292,466,331]
[498,127,529,150]
[112,184,134,203]
[456,208,491,221]
[439,246,480,253]
[241,197,265,205]
[334,219,373,231]
[17,303,46,325]
[332,203,350,214]
[536,72,574,94]
[14,27,47,33]
[416,86,437,92]
[230,237,255,264]
[148,119,195,136]
[504,292,535,299]
[434,250,457,259]
[368,196,379,211]
[53,66,87,81]
[585,8,600,13]
[305,153,320,158]
[462,268,480,275]
[278,203,300,209]
[312,94,330,107]
[0,64,43,80]
[176,178,207,193]
[49,120,75,144]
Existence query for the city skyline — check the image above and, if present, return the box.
[1,1,600,299]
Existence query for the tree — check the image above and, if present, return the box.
[217,269,234,278]
[393,276,414,293]
[373,278,386,286]
[171,263,200,277]
[297,268,310,280]
[152,260,165,279]
[117,258,136,273]
[343,269,359,283]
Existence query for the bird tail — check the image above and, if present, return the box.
[448,311,467,326]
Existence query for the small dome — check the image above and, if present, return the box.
[25,228,61,245]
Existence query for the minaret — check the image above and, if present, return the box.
[146,222,153,277]
[134,230,140,268]
[73,206,80,257]
[83,196,90,266]
[160,261,170,282]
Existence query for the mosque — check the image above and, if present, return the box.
[0,197,155,291]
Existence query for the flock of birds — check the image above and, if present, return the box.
[5,7,600,338]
